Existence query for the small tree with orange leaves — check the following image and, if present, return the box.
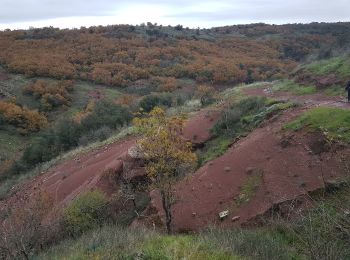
[133,107,196,233]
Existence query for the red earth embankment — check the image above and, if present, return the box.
[148,106,350,232]
[183,108,222,145]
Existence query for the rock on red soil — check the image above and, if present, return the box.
[148,107,350,232]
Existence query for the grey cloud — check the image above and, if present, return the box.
[0,0,122,22]
[0,0,349,27]
[166,0,350,23]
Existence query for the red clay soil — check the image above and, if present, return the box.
[147,105,350,232]
[183,108,222,145]
[0,107,221,214]
[0,137,137,212]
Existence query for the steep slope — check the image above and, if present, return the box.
[146,93,350,232]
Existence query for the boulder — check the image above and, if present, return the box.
[128,145,144,159]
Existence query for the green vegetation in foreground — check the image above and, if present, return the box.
[303,56,350,77]
[198,96,295,165]
[33,186,350,260]
[272,80,317,95]
[142,236,236,260]
[284,107,350,142]
[36,225,298,260]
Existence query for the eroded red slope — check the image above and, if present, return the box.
[148,106,350,232]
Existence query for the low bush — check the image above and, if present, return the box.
[0,192,56,259]
[211,96,267,137]
[62,191,108,237]
[139,93,173,112]
[80,100,132,131]
[0,100,47,134]
[78,126,113,146]
[23,79,74,111]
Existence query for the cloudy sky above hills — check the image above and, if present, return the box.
[1,0,349,30]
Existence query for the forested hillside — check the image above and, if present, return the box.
[1,23,349,87]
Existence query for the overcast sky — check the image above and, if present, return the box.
[0,0,349,30]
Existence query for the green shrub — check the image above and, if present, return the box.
[272,80,316,95]
[80,100,132,131]
[139,93,173,112]
[62,191,108,237]
[212,96,267,137]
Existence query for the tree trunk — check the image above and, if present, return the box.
[160,189,172,234]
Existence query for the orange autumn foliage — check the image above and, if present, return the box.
[0,101,47,134]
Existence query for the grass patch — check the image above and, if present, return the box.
[323,84,344,96]
[36,225,156,260]
[200,228,302,260]
[303,56,350,77]
[37,226,238,260]
[284,107,350,143]
[37,186,350,260]
[272,80,317,95]
[142,236,237,260]
[198,136,232,165]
